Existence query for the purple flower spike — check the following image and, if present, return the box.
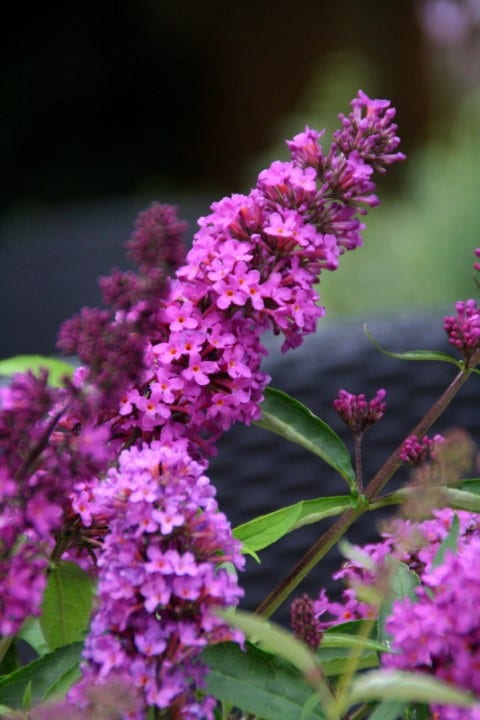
[74,441,244,718]
[333,90,406,173]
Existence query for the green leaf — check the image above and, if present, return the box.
[378,563,421,644]
[381,486,480,514]
[459,478,480,494]
[234,503,302,554]
[41,663,82,702]
[0,355,74,387]
[0,642,83,709]
[320,632,388,654]
[316,644,379,677]
[40,561,95,651]
[321,620,389,668]
[203,642,327,720]
[347,669,475,708]
[22,680,32,710]
[440,487,480,512]
[17,618,49,657]
[364,326,462,369]
[368,700,406,720]
[217,609,323,682]
[255,387,356,490]
[233,495,355,553]
[432,513,459,568]
[411,703,431,720]
[0,705,14,718]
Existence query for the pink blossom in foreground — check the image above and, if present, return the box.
[70,441,244,719]
[384,538,480,719]
[312,509,480,628]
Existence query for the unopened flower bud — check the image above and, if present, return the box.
[333,388,387,437]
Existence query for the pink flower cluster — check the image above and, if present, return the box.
[306,508,480,718]
[312,509,480,628]
[384,537,480,720]
[70,440,244,718]
[116,91,404,449]
[0,372,82,634]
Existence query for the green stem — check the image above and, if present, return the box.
[255,505,364,617]
[365,350,480,502]
[255,348,480,619]
[354,434,364,493]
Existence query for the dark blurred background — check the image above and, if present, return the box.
[1,1,426,212]
[3,0,480,359]
[1,0,480,622]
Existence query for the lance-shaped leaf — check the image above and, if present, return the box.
[317,621,382,677]
[440,487,480,513]
[40,561,95,651]
[203,642,326,720]
[255,387,356,490]
[320,632,388,654]
[364,326,462,369]
[0,642,83,709]
[459,478,480,495]
[217,608,324,683]
[432,513,459,568]
[216,608,338,717]
[378,486,480,514]
[378,562,421,644]
[18,618,49,657]
[0,355,74,387]
[233,495,356,554]
[347,669,475,708]
[368,700,407,720]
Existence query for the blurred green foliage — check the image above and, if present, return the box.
[248,51,480,317]
[322,91,480,316]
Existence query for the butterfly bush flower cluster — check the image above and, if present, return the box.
[115,90,404,449]
[69,440,243,718]
[384,536,480,720]
[0,91,405,717]
[311,508,480,628]
[0,205,186,637]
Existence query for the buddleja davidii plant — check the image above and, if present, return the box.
[0,91,406,718]
[206,254,480,720]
